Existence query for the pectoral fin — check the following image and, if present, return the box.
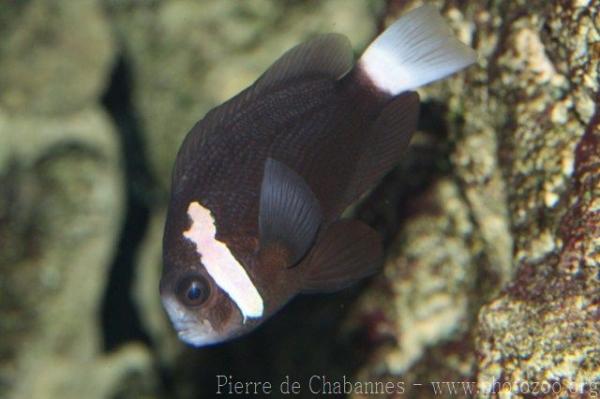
[259,158,322,268]
[302,220,383,293]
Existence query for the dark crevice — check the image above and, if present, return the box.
[100,55,154,351]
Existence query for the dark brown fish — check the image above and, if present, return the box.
[160,5,476,346]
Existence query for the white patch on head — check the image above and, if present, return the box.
[161,296,220,346]
[183,201,264,320]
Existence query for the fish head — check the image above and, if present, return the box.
[159,266,249,347]
[160,199,265,346]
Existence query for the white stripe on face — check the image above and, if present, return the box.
[183,201,264,321]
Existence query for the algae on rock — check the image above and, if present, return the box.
[348,1,600,398]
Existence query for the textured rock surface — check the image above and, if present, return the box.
[348,1,600,398]
[0,1,114,115]
[0,1,154,398]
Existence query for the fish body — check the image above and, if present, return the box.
[160,5,477,346]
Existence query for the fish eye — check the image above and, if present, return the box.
[176,276,210,307]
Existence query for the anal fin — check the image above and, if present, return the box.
[259,158,322,268]
[302,220,383,293]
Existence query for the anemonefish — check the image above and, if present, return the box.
[160,5,476,346]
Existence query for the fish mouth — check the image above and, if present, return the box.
[161,296,222,347]
[177,325,221,347]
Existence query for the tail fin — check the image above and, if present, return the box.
[358,5,477,96]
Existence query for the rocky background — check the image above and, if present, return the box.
[0,0,598,398]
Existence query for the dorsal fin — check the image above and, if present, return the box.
[259,158,322,268]
[254,33,354,92]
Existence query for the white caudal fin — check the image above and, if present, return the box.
[359,4,477,95]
